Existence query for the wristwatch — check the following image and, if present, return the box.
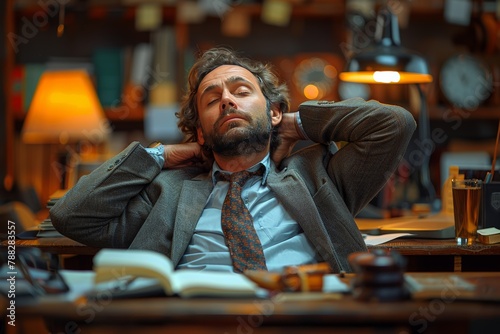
[148,141,163,148]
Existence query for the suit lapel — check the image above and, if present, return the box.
[267,169,336,265]
[171,178,213,265]
[170,167,338,269]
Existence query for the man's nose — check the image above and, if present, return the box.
[220,92,237,111]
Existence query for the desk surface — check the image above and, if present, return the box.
[5,221,500,273]
[5,216,498,257]
[7,235,500,256]
[9,272,500,334]
[10,237,100,255]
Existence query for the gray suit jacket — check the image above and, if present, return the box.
[51,99,416,272]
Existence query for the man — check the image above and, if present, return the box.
[50,47,416,273]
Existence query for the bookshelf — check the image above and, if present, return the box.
[2,0,499,206]
[6,1,500,122]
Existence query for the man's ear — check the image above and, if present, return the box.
[196,127,205,145]
[270,106,282,127]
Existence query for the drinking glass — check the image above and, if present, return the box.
[452,179,482,246]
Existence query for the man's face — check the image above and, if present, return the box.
[196,65,281,157]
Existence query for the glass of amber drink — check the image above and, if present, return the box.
[452,179,482,246]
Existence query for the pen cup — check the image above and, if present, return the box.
[452,179,482,246]
[480,182,500,230]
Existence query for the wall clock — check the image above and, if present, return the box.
[275,54,343,110]
[439,54,493,109]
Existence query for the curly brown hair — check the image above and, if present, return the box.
[176,47,290,149]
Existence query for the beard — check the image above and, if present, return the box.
[202,107,272,157]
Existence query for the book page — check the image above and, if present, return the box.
[93,249,175,295]
[171,270,259,298]
[93,249,263,298]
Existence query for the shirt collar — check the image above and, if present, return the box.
[211,153,271,186]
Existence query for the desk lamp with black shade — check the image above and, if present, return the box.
[340,6,436,213]
[21,69,109,202]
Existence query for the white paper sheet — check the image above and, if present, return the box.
[363,233,414,246]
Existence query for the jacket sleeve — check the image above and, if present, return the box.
[50,142,161,248]
[298,98,417,216]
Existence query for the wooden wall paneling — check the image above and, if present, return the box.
[1,0,16,204]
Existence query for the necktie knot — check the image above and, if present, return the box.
[218,167,264,187]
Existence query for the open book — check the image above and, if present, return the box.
[92,249,262,298]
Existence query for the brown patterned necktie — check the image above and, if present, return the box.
[218,168,268,273]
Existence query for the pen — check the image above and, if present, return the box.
[485,172,492,184]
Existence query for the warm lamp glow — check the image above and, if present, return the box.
[339,9,433,85]
[339,71,432,84]
[340,8,436,207]
[22,70,109,144]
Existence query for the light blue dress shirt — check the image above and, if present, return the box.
[176,154,319,272]
[147,114,319,272]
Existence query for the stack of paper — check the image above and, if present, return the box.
[37,190,68,238]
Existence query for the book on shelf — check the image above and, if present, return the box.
[10,63,45,116]
[24,63,46,112]
[91,248,263,298]
[92,48,124,108]
[11,65,24,115]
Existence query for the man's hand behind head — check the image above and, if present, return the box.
[271,112,306,165]
[164,142,213,170]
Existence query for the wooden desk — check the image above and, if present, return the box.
[8,272,500,334]
[373,239,500,272]
[2,238,99,270]
[5,236,500,272]
[11,237,100,255]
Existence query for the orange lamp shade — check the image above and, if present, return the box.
[339,71,433,84]
[340,9,433,85]
[21,70,109,144]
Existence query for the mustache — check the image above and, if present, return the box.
[213,108,251,129]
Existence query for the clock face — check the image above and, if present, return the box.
[275,54,342,110]
[292,57,338,101]
[439,54,493,109]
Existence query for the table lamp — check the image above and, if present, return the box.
[339,7,436,210]
[21,69,110,191]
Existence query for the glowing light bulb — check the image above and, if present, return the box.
[373,71,401,83]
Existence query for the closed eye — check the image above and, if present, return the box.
[234,86,252,96]
[207,98,219,106]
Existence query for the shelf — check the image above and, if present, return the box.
[105,106,144,122]
[12,0,449,19]
[429,105,500,120]
[13,1,345,19]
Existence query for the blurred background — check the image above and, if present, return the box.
[1,0,499,229]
